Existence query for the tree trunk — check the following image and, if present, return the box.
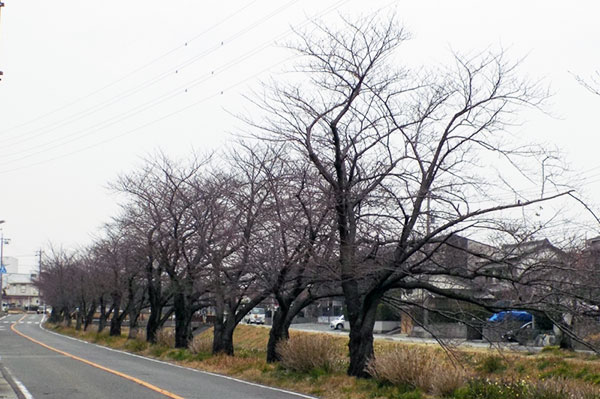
[345,290,379,378]
[212,300,236,356]
[556,313,574,350]
[49,308,61,324]
[146,301,161,344]
[98,300,109,333]
[127,280,144,340]
[173,292,193,348]
[62,307,72,327]
[213,316,236,356]
[109,295,122,336]
[266,306,292,362]
[145,262,163,344]
[75,308,83,331]
[83,301,96,331]
[128,306,141,339]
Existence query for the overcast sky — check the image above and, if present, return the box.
[0,1,599,272]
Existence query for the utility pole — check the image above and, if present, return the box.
[36,249,44,313]
[0,226,9,312]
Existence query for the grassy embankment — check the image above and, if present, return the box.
[47,323,600,399]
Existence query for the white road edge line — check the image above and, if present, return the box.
[36,318,317,399]
[3,365,35,399]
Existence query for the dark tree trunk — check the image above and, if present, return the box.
[128,310,140,339]
[127,279,144,339]
[345,290,380,378]
[173,292,193,348]
[98,299,109,333]
[109,294,122,336]
[557,314,575,351]
[212,315,236,356]
[83,300,96,331]
[145,261,163,344]
[266,306,292,362]
[212,299,236,356]
[75,308,83,331]
[62,307,72,327]
[146,302,161,344]
[49,308,61,323]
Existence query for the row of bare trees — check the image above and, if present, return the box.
[36,15,600,378]
[39,146,339,362]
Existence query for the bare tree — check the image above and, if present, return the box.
[114,153,210,347]
[575,70,600,96]
[250,15,569,377]
[90,222,147,337]
[206,145,288,356]
[257,155,339,362]
[36,246,80,326]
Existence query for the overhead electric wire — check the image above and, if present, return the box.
[0,0,300,148]
[0,0,355,171]
[0,0,260,136]
[0,0,351,162]
[0,56,294,174]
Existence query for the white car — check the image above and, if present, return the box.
[245,308,266,324]
[329,315,345,330]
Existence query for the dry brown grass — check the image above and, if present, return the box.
[276,333,345,373]
[531,377,600,398]
[155,328,175,348]
[188,334,213,354]
[367,345,468,396]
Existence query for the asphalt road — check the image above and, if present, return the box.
[0,314,315,399]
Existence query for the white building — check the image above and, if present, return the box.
[1,256,40,310]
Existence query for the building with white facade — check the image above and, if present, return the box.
[1,256,40,310]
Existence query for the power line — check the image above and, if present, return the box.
[0,0,351,166]
[0,56,295,174]
[0,0,379,173]
[0,0,260,136]
[0,0,299,147]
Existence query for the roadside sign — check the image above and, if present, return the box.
[0,265,6,274]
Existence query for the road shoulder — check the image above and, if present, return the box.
[0,364,22,399]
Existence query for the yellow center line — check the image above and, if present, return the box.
[11,315,184,399]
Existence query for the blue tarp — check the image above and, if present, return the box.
[488,311,533,323]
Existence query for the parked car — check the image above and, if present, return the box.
[502,321,534,343]
[329,315,345,330]
[488,310,532,323]
[244,307,266,324]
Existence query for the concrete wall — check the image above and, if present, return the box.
[428,323,468,338]
[408,323,469,339]
[374,321,401,333]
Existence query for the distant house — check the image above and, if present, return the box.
[1,256,40,310]
[3,273,40,309]
[401,236,564,340]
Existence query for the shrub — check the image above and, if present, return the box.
[367,346,467,396]
[540,346,561,354]
[276,334,343,373]
[124,338,148,352]
[479,355,507,374]
[156,328,175,348]
[167,349,192,361]
[188,335,213,354]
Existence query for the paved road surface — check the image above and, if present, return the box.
[0,314,315,399]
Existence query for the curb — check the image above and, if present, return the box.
[0,364,21,399]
